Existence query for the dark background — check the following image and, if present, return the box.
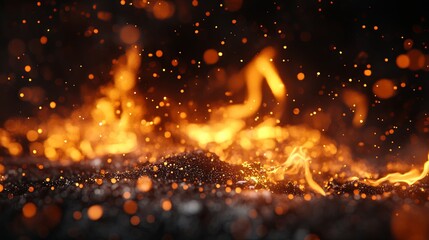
[1,0,429,165]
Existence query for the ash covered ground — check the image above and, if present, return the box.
[1,151,429,240]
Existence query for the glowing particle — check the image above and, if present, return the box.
[153,1,175,20]
[87,205,103,221]
[0,184,3,192]
[161,199,172,211]
[122,191,131,199]
[304,194,312,201]
[88,74,95,80]
[155,50,163,57]
[179,112,187,119]
[26,130,39,142]
[130,216,140,226]
[297,72,305,81]
[293,108,300,115]
[123,200,138,215]
[164,131,172,138]
[403,39,413,50]
[372,79,395,99]
[203,49,219,65]
[22,202,37,218]
[274,206,284,215]
[119,25,140,44]
[396,54,410,69]
[363,69,372,76]
[137,176,152,192]
[24,65,31,72]
[49,101,57,109]
[40,36,48,44]
[97,11,112,21]
[73,211,82,220]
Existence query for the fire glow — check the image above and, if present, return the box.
[1,46,428,195]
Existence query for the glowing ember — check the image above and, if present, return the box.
[87,205,104,221]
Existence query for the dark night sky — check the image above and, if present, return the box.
[1,0,429,163]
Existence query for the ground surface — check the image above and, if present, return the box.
[1,151,429,240]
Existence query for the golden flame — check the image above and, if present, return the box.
[1,45,428,194]
[40,46,154,162]
[368,155,429,186]
[184,47,285,147]
[183,47,333,194]
[270,147,326,195]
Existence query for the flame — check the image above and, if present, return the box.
[368,155,429,186]
[271,147,326,195]
[41,46,154,162]
[1,45,429,194]
[183,47,331,194]
[185,47,285,147]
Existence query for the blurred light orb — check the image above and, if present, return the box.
[153,1,175,20]
[120,25,140,44]
[396,54,410,69]
[203,49,219,65]
[372,79,395,99]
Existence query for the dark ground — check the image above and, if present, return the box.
[1,151,428,240]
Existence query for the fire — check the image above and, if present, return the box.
[184,47,285,148]
[29,46,155,162]
[270,147,326,195]
[183,47,340,194]
[40,47,150,161]
[368,154,429,186]
[1,46,428,194]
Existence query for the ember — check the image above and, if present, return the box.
[1,0,429,239]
